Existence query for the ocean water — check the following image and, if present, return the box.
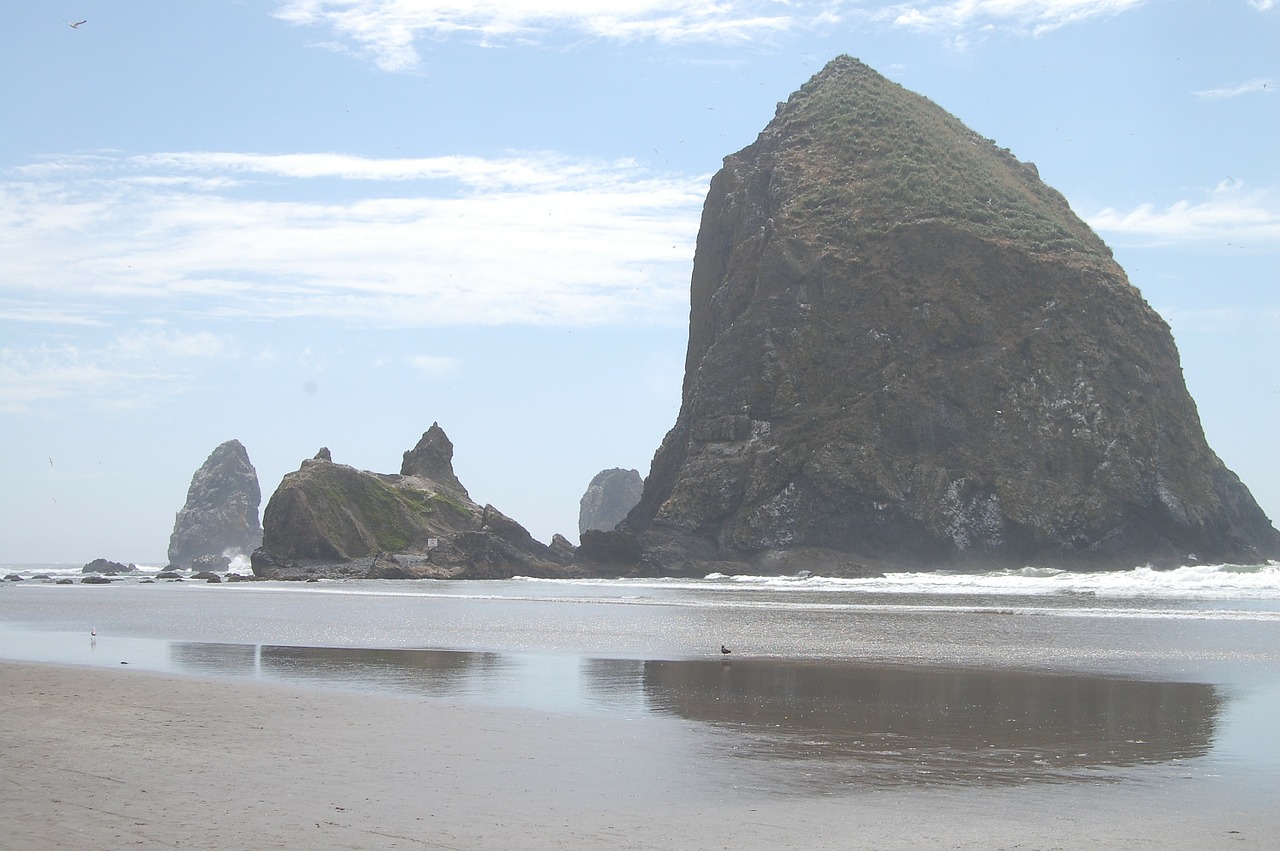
[3,561,1280,792]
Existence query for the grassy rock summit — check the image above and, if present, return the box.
[252,424,576,580]
[615,56,1279,574]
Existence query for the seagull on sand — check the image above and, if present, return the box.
[720,644,732,656]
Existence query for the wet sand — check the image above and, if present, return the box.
[2,660,1273,849]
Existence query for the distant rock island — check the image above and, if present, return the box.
[167,440,263,570]
[590,56,1280,575]
[579,469,644,534]
[81,558,136,575]
[251,424,577,580]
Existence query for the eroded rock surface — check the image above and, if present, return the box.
[167,440,263,570]
[615,56,1279,574]
[579,468,644,534]
[253,424,577,579]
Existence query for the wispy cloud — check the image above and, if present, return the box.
[129,151,625,187]
[273,1,799,72]
[270,0,1155,70]
[1088,182,1280,247]
[885,0,1147,36]
[0,330,234,414]
[0,304,107,326]
[0,150,704,330]
[1193,78,1275,100]
[409,354,460,376]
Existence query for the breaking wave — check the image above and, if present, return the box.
[702,563,1280,600]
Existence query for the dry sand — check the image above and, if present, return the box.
[1,660,1271,849]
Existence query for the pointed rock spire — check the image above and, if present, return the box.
[400,422,470,499]
[167,440,263,569]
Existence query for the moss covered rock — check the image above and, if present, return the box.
[255,426,577,578]
[621,56,1280,572]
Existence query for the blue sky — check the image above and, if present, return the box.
[1,0,1276,564]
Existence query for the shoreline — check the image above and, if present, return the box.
[4,659,1276,849]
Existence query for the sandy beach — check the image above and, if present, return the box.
[2,659,1274,850]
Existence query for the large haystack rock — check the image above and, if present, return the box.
[617,56,1279,574]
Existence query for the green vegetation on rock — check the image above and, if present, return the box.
[765,56,1100,257]
[620,56,1280,573]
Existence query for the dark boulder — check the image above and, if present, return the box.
[548,533,577,564]
[365,551,410,580]
[81,558,133,574]
[191,554,231,573]
[577,529,644,572]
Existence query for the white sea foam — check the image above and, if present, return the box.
[8,562,1280,624]
[686,563,1280,600]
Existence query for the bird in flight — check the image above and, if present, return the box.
[66,19,87,28]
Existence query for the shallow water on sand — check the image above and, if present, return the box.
[3,568,1280,795]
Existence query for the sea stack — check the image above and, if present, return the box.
[618,56,1279,573]
[579,468,644,534]
[167,440,263,569]
[252,424,577,579]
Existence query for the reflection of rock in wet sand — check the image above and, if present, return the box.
[627,659,1220,787]
[259,646,509,695]
[164,644,1221,788]
[169,642,509,695]
[169,642,259,674]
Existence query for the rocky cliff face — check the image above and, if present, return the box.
[401,423,470,499]
[167,440,263,569]
[253,424,576,579]
[618,56,1280,573]
[579,468,644,534]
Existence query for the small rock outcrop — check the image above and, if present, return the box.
[167,440,263,570]
[81,558,134,574]
[191,554,232,573]
[253,424,578,580]
[613,56,1280,574]
[579,468,644,534]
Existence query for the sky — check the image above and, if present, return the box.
[1,0,1276,565]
